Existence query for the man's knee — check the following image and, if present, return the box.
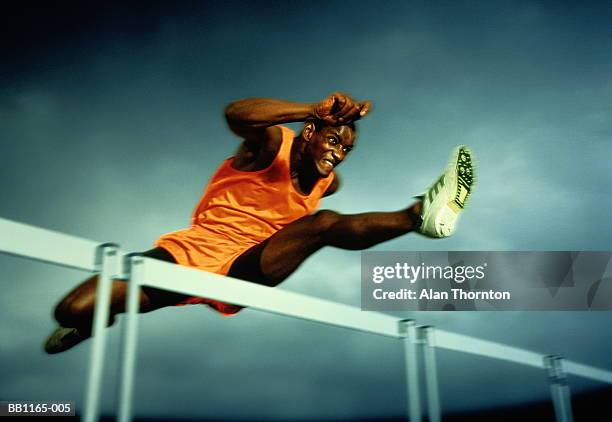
[312,210,341,233]
[54,296,94,327]
[54,297,119,329]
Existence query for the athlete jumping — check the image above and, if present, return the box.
[44,92,475,354]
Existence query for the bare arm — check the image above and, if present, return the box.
[224,94,371,171]
[225,98,316,141]
[224,93,372,141]
[225,98,317,170]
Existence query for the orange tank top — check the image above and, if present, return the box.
[156,125,335,273]
[155,125,334,315]
[190,125,334,245]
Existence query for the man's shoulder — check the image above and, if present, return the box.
[275,124,294,136]
[232,126,284,171]
[269,125,295,146]
[261,125,284,153]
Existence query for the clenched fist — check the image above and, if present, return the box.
[313,92,371,126]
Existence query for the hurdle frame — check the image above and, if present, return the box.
[1,216,611,421]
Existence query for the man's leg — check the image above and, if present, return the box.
[228,203,421,286]
[229,144,476,286]
[45,247,188,354]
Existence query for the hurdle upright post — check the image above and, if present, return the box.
[544,355,574,422]
[400,319,421,422]
[83,243,119,422]
[117,254,145,422]
[418,325,441,422]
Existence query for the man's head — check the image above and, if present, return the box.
[300,120,357,177]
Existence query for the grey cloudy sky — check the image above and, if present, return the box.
[1,0,611,419]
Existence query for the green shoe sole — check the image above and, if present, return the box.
[454,146,475,209]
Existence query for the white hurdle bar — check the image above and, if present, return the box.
[0,218,123,422]
[2,216,612,422]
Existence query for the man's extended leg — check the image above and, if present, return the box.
[230,145,475,285]
[228,203,422,286]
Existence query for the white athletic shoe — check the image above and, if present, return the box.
[416,145,475,238]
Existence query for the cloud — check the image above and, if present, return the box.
[1,1,612,419]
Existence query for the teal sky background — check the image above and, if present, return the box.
[1,1,611,419]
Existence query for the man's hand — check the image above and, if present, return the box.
[313,92,372,126]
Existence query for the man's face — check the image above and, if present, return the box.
[305,124,356,177]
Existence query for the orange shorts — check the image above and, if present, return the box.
[143,245,244,316]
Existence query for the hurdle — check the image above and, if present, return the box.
[1,216,611,422]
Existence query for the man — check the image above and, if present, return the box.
[44,92,475,353]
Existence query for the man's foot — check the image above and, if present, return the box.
[43,326,89,354]
[417,145,475,238]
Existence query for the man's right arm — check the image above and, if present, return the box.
[224,95,370,170]
[224,93,371,143]
[224,98,315,143]
[225,98,318,170]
